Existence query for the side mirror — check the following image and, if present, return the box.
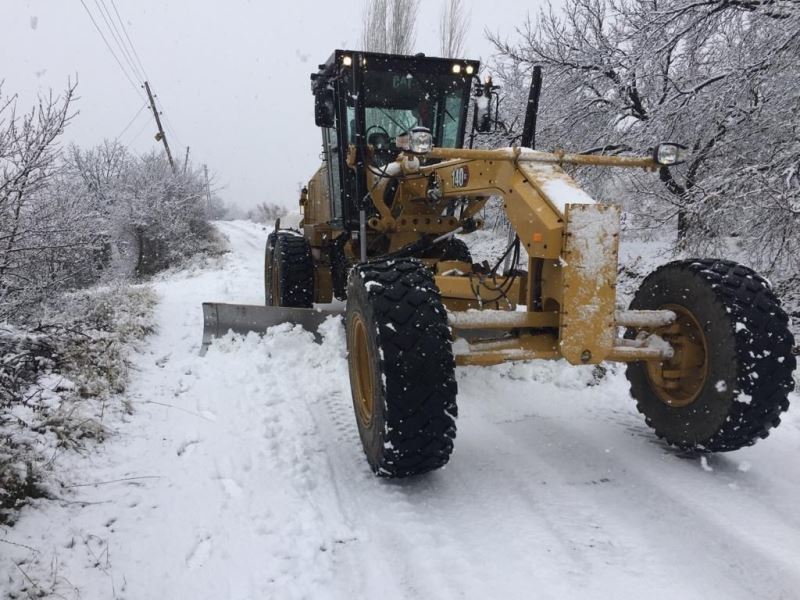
[473,95,492,133]
[314,89,335,128]
[472,76,500,134]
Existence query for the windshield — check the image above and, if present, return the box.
[346,69,466,149]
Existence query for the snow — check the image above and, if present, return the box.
[2,220,800,599]
[539,176,597,214]
[615,309,676,328]
[565,204,620,281]
[520,164,597,214]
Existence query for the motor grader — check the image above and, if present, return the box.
[203,49,795,477]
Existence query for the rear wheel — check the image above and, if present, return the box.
[265,232,314,308]
[345,258,458,477]
[626,259,795,451]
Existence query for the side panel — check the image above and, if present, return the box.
[306,166,331,227]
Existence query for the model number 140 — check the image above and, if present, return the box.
[451,166,469,188]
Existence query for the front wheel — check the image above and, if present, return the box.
[345,258,458,477]
[626,259,795,451]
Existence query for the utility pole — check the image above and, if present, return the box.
[183,146,190,174]
[203,164,212,214]
[143,81,176,173]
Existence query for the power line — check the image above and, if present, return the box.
[109,0,150,82]
[115,102,148,140]
[125,115,152,146]
[104,1,185,157]
[161,111,183,149]
[78,0,145,102]
[94,0,145,83]
[84,0,187,162]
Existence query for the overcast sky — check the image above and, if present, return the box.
[2,0,543,211]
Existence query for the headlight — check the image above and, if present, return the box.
[408,126,433,154]
[654,143,688,166]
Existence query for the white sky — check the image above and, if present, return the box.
[2,0,543,210]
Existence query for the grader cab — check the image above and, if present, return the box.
[203,50,795,478]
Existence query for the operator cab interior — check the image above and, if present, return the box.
[354,68,470,166]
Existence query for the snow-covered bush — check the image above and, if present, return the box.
[248,201,288,224]
[68,143,221,278]
[0,285,156,525]
[1,84,221,323]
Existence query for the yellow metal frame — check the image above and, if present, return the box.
[302,144,674,368]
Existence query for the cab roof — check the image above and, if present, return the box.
[310,49,480,93]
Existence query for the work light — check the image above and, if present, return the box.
[654,143,688,166]
[409,126,433,154]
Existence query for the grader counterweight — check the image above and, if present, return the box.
[202,49,795,477]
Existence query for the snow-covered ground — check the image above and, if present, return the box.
[3,220,799,599]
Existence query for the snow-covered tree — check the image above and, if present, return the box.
[0,82,81,320]
[439,0,470,58]
[361,0,420,54]
[0,83,219,322]
[248,201,287,224]
[489,0,800,276]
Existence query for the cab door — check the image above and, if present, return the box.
[322,124,343,224]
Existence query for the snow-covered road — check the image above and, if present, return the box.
[3,220,800,599]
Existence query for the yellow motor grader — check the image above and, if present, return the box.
[203,50,795,477]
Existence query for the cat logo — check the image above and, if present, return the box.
[451,166,469,188]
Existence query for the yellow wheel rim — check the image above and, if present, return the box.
[349,313,375,427]
[645,303,709,408]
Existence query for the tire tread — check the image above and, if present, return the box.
[351,258,458,477]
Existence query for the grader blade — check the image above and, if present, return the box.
[200,302,343,355]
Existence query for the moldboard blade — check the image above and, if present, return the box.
[201,302,343,355]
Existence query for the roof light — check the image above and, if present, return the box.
[342,55,352,66]
[465,64,474,75]
[452,63,462,74]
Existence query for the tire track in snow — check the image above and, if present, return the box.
[450,362,800,599]
[4,220,797,599]
[302,326,511,600]
[205,220,800,600]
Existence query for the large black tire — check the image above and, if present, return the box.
[265,232,314,308]
[626,259,795,451]
[345,258,458,477]
[423,237,472,263]
[264,232,277,303]
[330,236,351,301]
